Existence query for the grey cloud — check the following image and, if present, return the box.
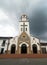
[29,3,47,40]
[0,0,47,41]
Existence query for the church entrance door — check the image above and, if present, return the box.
[21,44,27,54]
[32,44,37,54]
[11,44,16,54]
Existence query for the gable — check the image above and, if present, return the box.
[18,32,30,43]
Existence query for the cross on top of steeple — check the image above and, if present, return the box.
[21,23,27,32]
[19,14,30,35]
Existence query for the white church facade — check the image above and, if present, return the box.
[0,14,47,54]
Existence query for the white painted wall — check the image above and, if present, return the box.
[31,37,40,51]
[41,46,47,53]
[19,22,30,36]
[0,40,3,53]
[0,39,8,53]
[19,42,29,47]
[8,36,18,51]
[45,46,47,53]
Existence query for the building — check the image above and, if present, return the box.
[0,37,12,54]
[0,14,47,54]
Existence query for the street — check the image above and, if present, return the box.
[0,58,47,65]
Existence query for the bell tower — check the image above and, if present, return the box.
[19,14,30,35]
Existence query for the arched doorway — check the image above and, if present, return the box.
[32,44,37,54]
[11,44,16,54]
[21,44,27,54]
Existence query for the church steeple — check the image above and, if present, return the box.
[21,15,28,22]
[19,14,30,35]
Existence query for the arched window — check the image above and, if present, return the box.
[32,44,37,54]
[26,28,27,31]
[21,44,27,54]
[11,44,16,54]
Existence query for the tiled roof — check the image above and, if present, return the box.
[40,43,47,46]
[0,37,13,39]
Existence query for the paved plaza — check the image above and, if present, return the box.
[0,58,47,65]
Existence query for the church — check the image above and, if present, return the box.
[0,14,47,54]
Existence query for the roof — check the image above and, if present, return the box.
[0,37,13,40]
[40,43,47,46]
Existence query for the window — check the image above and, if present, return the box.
[21,28,22,31]
[33,38,35,40]
[1,48,4,54]
[26,28,27,31]
[2,40,6,46]
[41,48,46,54]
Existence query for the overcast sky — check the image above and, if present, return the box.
[0,0,47,41]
